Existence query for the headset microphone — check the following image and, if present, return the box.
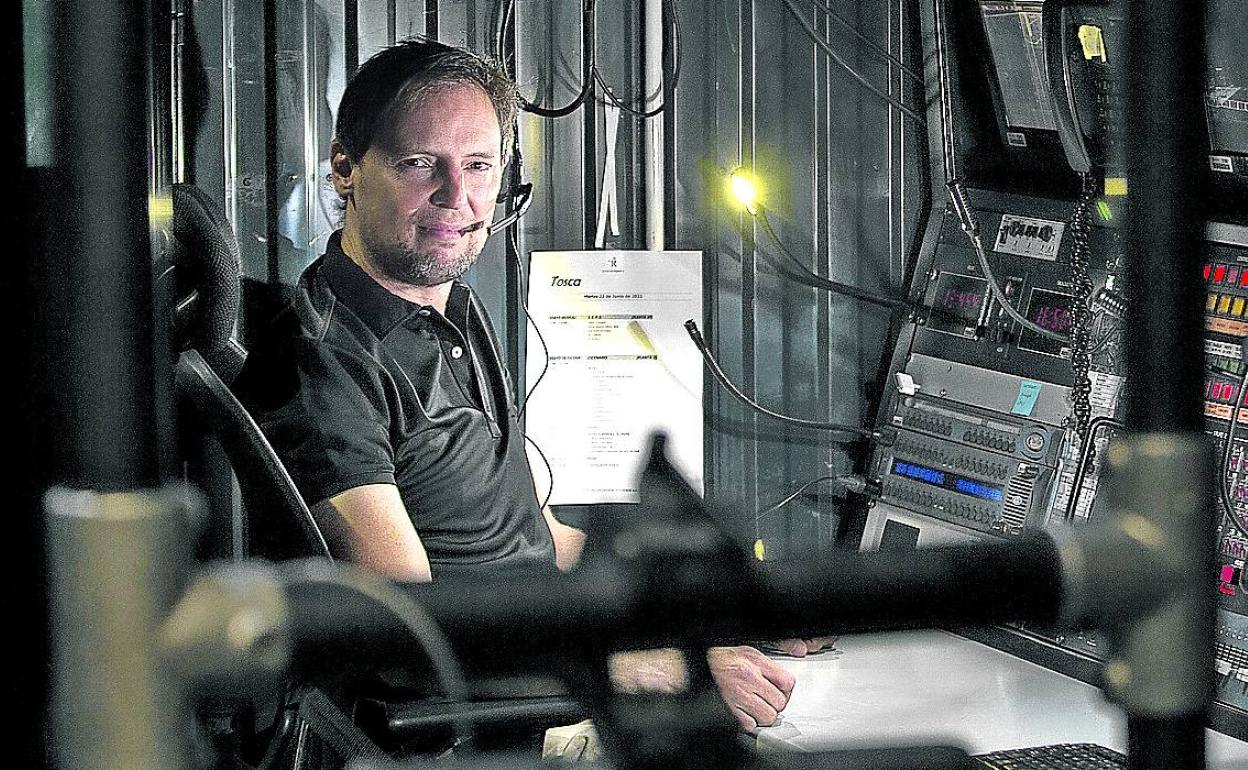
[487,182,535,236]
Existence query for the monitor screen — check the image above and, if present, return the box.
[1207,0,1248,162]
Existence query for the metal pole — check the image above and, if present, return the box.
[45,488,196,770]
[1121,2,1207,431]
[642,0,665,250]
[661,0,677,247]
[1115,0,1213,767]
[50,0,165,490]
[581,1,598,247]
[344,0,359,75]
[284,532,1065,672]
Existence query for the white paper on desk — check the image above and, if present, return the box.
[524,250,703,504]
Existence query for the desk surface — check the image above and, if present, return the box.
[757,630,1248,769]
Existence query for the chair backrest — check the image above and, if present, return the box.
[165,182,332,561]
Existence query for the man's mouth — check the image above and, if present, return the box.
[418,221,485,238]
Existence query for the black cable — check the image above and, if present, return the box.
[497,0,596,118]
[757,475,840,519]
[684,320,877,438]
[511,227,550,418]
[777,0,926,125]
[507,225,555,510]
[1061,415,1122,522]
[807,0,922,83]
[1219,366,1248,540]
[590,0,683,118]
[1067,174,1098,443]
[253,686,299,770]
[594,68,665,118]
[756,208,912,312]
[525,432,555,511]
[947,181,1070,343]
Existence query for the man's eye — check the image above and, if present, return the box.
[398,158,433,169]
[466,162,494,172]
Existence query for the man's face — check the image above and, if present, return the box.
[336,83,504,286]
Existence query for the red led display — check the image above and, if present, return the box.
[1206,264,1214,280]
[1231,267,1242,285]
[1216,265,1228,283]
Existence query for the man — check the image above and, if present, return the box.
[250,37,815,732]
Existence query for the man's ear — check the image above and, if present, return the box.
[330,141,356,199]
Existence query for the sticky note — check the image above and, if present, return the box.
[753,539,766,561]
[1011,381,1042,416]
[1104,178,1128,196]
[1079,25,1107,62]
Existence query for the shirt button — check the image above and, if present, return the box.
[450,345,464,359]
[418,309,431,317]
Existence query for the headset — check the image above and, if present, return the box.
[487,181,534,236]
[486,122,534,236]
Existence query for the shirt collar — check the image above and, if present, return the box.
[320,230,470,338]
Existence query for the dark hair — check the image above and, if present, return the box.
[334,38,518,166]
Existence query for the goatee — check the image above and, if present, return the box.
[372,244,481,287]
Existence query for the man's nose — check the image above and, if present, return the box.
[431,165,468,209]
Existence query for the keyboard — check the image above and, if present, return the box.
[974,743,1127,769]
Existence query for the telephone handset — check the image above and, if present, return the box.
[1042,0,1117,174]
[1042,1,1092,173]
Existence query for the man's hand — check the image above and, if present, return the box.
[707,646,796,732]
[770,637,837,658]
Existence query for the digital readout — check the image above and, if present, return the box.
[1018,287,1074,357]
[927,273,988,336]
[891,460,1005,502]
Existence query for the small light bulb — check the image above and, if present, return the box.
[728,169,758,215]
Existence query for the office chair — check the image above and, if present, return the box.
[164,182,332,561]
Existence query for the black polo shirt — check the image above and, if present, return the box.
[249,232,555,577]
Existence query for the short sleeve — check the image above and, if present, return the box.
[259,338,397,506]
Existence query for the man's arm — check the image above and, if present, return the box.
[609,646,795,732]
[543,508,586,571]
[313,484,433,582]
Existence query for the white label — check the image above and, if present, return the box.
[994,214,1065,260]
[1212,155,1235,173]
[1207,339,1244,360]
[1006,131,1028,147]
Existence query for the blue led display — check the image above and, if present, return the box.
[954,478,1005,502]
[892,461,946,485]
[891,459,1004,502]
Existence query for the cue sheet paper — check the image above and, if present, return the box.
[524,250,703,504]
